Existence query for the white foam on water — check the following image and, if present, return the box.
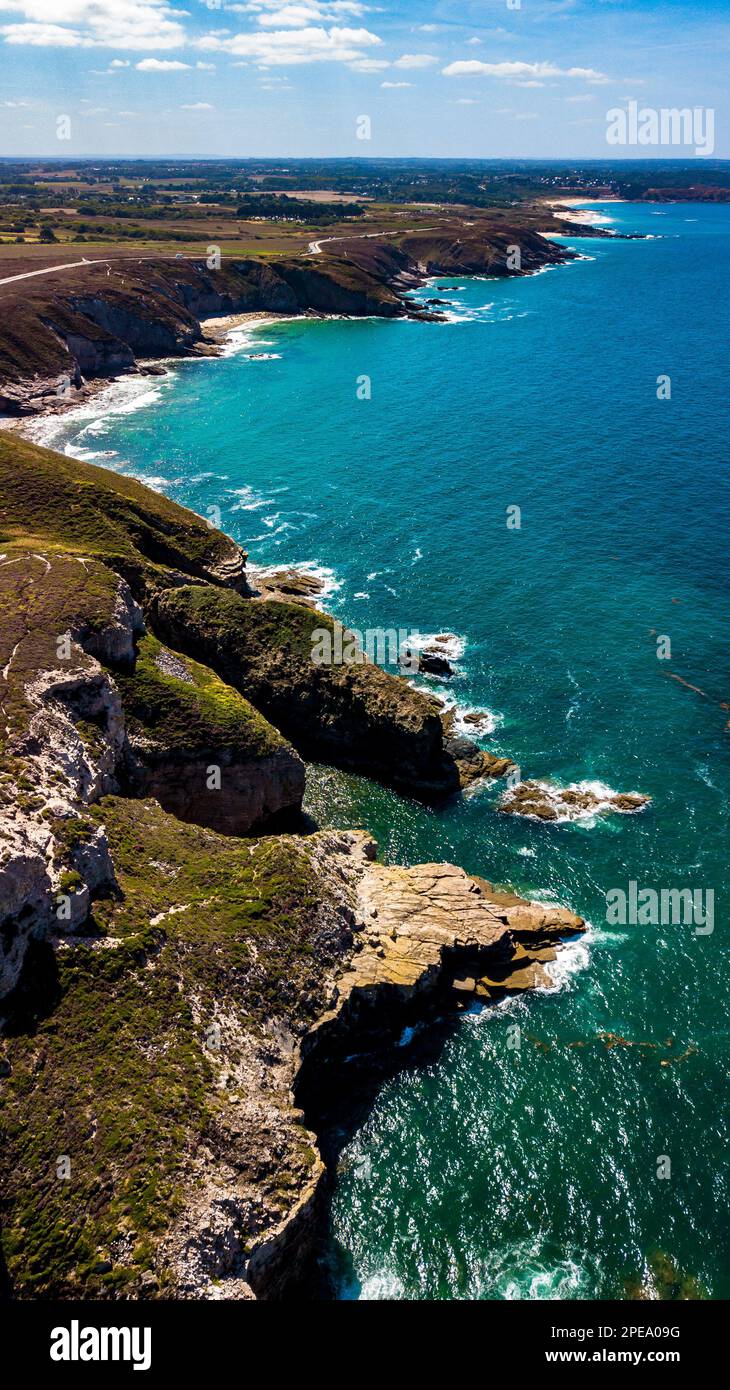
[65,446,119,463]
[499,1255,590,1301]
[541,924,594,993]
[433,691,502,737]
[228,484,275,513]
[241,521,293,543]
[253,559,343,600]
[452,703,501,736]
[130,474,174,494]
[357,1269,406,1301]
[218,320,279,358]
[450,1234,593,1300]
[411,631,466,662]
[22,371,175,456]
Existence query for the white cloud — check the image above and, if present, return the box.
[349,56,388,71]
[226,1,369,23]
[2,22,87,45]
[136,56,190,69]
[0,2,188,50]
[257,2,367,25]
[110,57,130,66]
[181,100,214,108]
[198,24,382,65]
[394,52,436,69]
[442,59,609,83]
[381,80,412,88]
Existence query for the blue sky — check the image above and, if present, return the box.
[0,0,727,159]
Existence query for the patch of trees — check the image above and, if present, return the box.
[235,195,363,223]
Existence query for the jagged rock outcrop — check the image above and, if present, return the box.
[499,778,651,823]
[0,436,514,1004]
[151,583,471,798]
[0,552,139,994]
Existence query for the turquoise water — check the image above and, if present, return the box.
[44,203,730,1300]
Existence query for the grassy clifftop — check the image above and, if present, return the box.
[0,432,247,594]
[2,796,340,1299]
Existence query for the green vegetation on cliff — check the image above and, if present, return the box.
[115,634,285,763]
[153,584,454,794]
[1,796,342,1298]
[0,550,122,757]
[0,432,245,594]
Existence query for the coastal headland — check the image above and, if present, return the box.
[0,431,589,1299]
[0,204,613,418]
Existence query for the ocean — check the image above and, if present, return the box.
[39,202,730,1300]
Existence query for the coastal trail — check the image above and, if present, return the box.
[307,226,440,255]
[0,258,101,286]
[0,253,185,289]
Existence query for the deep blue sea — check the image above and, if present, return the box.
[41,202,730,1300]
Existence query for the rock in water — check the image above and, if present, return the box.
[499,779,651,822]
[419,650,454,676]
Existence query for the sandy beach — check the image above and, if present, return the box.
[544,197,626,227]
[198,310,291,344]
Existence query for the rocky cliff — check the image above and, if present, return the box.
[0,208,591,416]
[0,434,585,1300]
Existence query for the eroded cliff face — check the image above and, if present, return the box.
[0,552,137,996]
[150,585,463,799]
[0,216,584,415]
[0,435,586,1301]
